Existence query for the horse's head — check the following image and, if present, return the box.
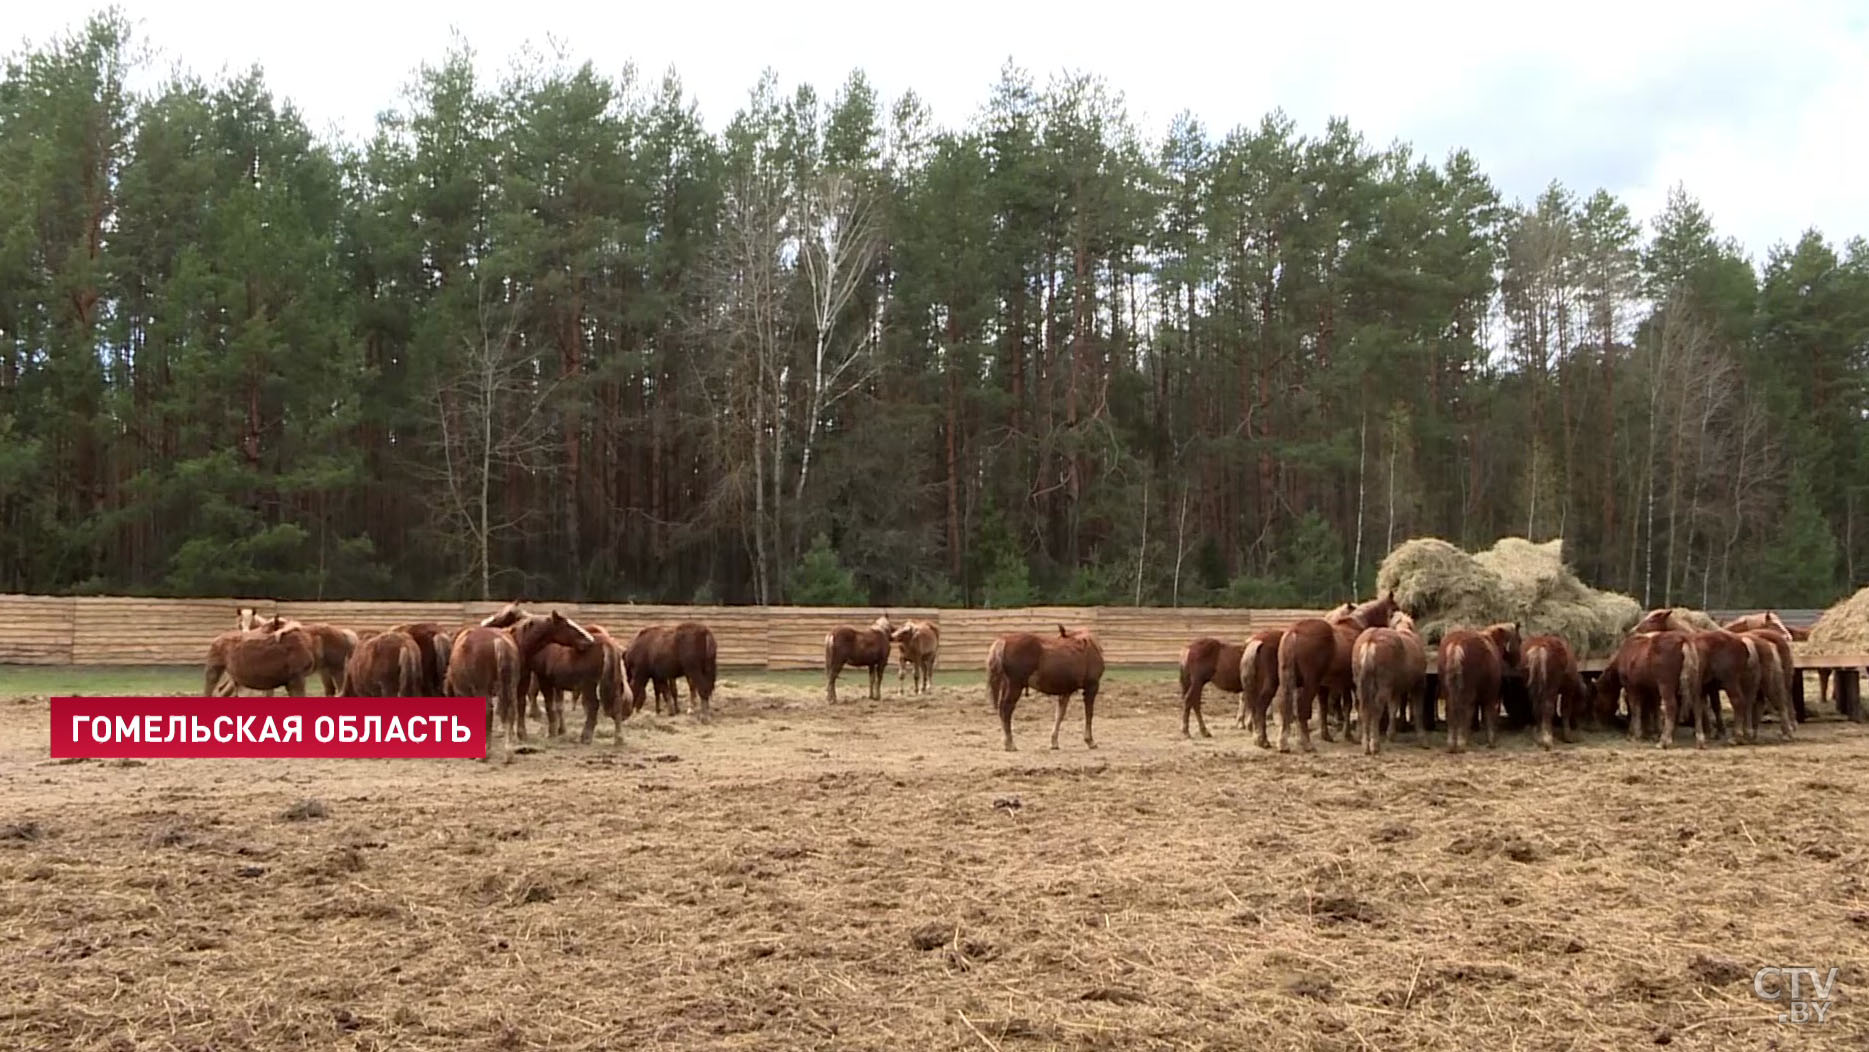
[871,612,894,634]
[543,610,596,651]
[1485,621,1523,669]
[480,601,526,629]
[889,623,915,643]
[1632,608,1677,634]
[1390,611,1417,636]
[1355,590,1399,628]
[235,606,263,631]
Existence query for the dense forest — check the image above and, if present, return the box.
[2,11,1865,608]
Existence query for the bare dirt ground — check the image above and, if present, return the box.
[2,665,1868,1051]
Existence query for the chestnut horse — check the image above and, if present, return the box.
[341,629,424,697]
[1275,601,1389,753]
[1521,634,1587,749]
[1177,637,1244,739]
[446,626,522,762]
[1594,628,1702,748]
[205,618,318,696]
[1233,628,1285,747]
[826,614,894,703]
[389,622,453,696]
[519,623,626,744]
[625,622,719,720]
[986,625,1104,752]
[1722,613,1801,725]
[1639,609,1794,742]
[891,620,940,694]
[1350,611,1426,754]
[235,607,355,695]
[1436,622,1522,752]
[478,604,601,740]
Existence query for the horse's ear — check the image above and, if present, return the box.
[1058,624,1069,637]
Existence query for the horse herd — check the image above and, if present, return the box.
[1171,592,1815,756]
[198,597,1821,761]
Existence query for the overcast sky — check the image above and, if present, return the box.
[11,1,1867,264]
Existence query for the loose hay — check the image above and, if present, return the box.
[1809,585,1869,654]
[5,673,1869,1051]
[1377,536,1640,656]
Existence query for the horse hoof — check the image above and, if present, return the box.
[1199,729,1212,740]
[1085,741,1097,750]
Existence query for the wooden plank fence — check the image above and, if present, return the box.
[0,595,1328,670]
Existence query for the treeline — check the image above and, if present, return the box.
[2,11,1865,608]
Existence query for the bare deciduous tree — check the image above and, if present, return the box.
[790,170,882,557]
[424,281,560,600]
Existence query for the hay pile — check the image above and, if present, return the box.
[1376,536,1640,656]
[1808,585,1869,654]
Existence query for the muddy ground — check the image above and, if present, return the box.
[2,666,1866,1051]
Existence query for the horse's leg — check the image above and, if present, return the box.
[1180,677,1200,739]
[998,683,1018,752]
[826,659,840,704]
[1082,681,1098,749]
[1048,692,1071,750]
[1656,681,1679,749]
[1690,682,1709,750]
[579,683,599,745]
[286,675,306,697]
[1190,682,1211,739]
[1318,685,1336,743]
[1292,681,1318,754]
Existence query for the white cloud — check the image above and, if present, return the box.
[9,0,1865,259]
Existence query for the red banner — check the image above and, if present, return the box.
[49,696,489,759]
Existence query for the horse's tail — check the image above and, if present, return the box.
[1241,637,1266,700]
[1677,634,1702,710]
[432,633,452,694]
[599,641,623,717]
[986,638,1007,707]
[397,645,421,697]
[1524,643,1550,704]
[1177,643,1193,699]
[1352,634,1380,706]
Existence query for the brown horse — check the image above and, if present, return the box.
[235,607,355,695]
[1177,637,1244,739]
[1594,629,1702,748]
[1273,603,1367,753]
[891,620,940,694]
[986,625,1104,752]
[445,626,522,762]
[1232,628,1285,747]
[518,623,628,744]
[388,622,453,696]
[1521,634,1587,749]
[478,604,601,739]
[1350,612,1426,754]
[826,614,894,703]
[625,622,719,720]
[1722,613,1802,724]
[341,629,424,697]
[1436,622,1522,752]
[205,618,318,696]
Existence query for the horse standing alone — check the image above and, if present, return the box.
[825,614,894,703]
[986,625,1104,752]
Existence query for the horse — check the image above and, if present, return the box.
[1273,602,1367,753]
[388,622,453,696]
[1436,622,1522,752]
[1722,613,1802,724]
[234,607,355,695]
[1350,611,1426,755]
[341,629,424,698]
[825,614,894,703]
[1177,637,1245,739]
[1233,628,1285,748]
[1520,634,1587,749]
[204,618,317,697]
[625,622,719,720]
[891,620,940,694]
[1595,628,1702,748]
[523,624,627,745]
[446,626,523,762]
[477,604,601,740]
[986,625,1104,752]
